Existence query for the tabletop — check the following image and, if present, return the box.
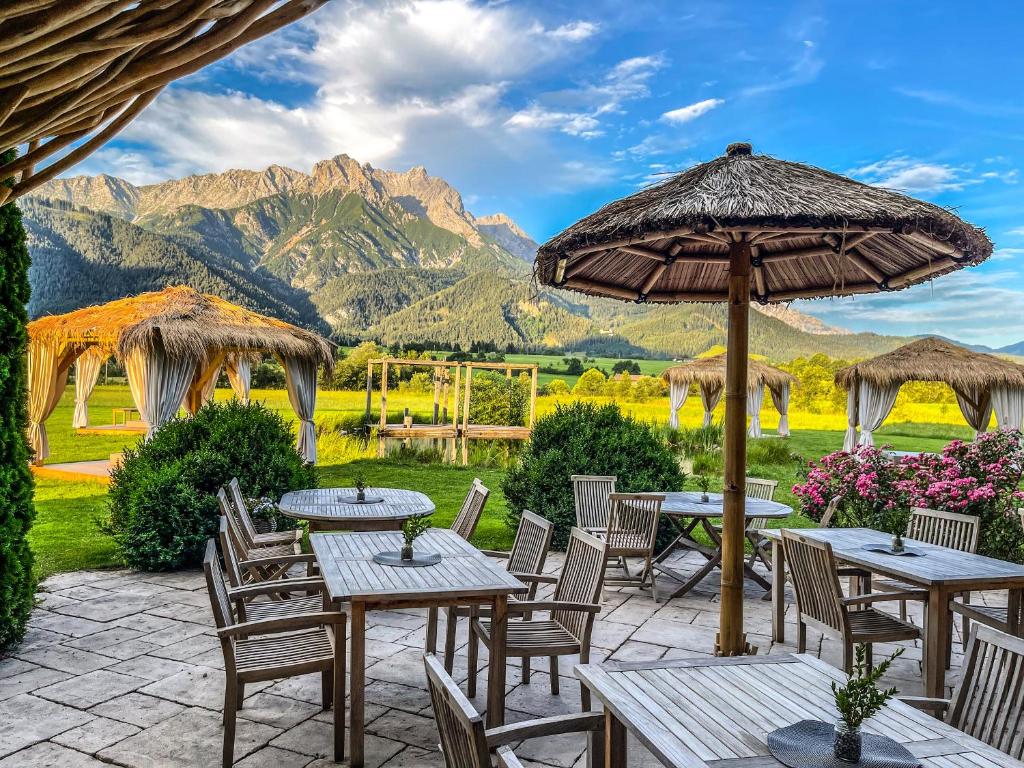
[310,528,527,604]
[761,527,1024,588]
[278,486,435,523]
[575,653,1023,767]
[658,491,791,520]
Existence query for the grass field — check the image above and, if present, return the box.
[29,381,969,581]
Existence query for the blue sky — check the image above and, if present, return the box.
[79,0,1024,347]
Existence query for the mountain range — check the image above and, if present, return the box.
[23,153,997,362]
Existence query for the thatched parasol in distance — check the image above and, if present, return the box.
[535,142,993,656]
[663,353,795,392]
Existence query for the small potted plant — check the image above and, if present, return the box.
[401,514,432,561]
[696,474,712,503]
[354,474,367,503]
[831,646,903,762]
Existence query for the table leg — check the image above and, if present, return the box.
[605,708,627,768]
[486,595,508,729]
[426,607,438,653]
[771,538,786,643]
[924,586,950,699]
[350,603,366,768]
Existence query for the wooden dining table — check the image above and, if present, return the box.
[310,528,526,768]
[575,653,1024,767]
[279,486,435,533]
[762,526,1024,699]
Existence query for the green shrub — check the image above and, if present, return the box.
[105,400,316,570]
[503,401,685,549]
[546,378,570,396]
[468,371,527,426]
[251,358,286,388]
[0,180,35,649]
[572,368,606,395]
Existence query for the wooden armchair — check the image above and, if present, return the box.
[782,529,920,673]
[218,513,318,589]
[571,474,616,537]
[603,493,663,593]
[203,541,346,767]
[900,625,1024,760]
[226,477,302,548]
[424,653,604,768]
[452,478,489,541]
[468,527,607,709]
[434,510,554,676]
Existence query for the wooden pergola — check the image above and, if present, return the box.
[0,0,328,204]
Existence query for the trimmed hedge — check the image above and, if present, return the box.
[106,400,316,570]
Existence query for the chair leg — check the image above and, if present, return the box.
[842,640,854,675]
[236,682,244,709]
[579,648,591,711]
[223,679,238,768]
[864,643,873,672]
[899,600,907,622]
[522,655,531,684]
[797,621,807,654]
[444,609,457,675]
[549,656,559,694]
[321,670,331,710]
[334,623,346,763]
[961,614,970,651]
[467,623,479,699]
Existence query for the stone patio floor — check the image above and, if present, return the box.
[1,552,1004,768]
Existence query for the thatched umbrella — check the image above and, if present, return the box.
[663,353,796,436]
[835,337,1024,446]
[27,286,333,463]
[535,142,993,655]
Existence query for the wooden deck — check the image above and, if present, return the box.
[31,459,113,484]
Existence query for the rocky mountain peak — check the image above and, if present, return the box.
[476,212,539,262]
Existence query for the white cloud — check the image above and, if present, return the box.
[548,21,599,42]
[505,105,602,138]
[848,157,977,194]
[1007,227,1024,236]
[661,98,724,124]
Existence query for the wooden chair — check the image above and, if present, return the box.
[424,653,605,768]
[226,477,302,548]
[818,496,841,528]
[875,508,979,621]
[452,478,489,541]
[436,510,554,676]
[218,511,317,589]
[571,474,617,537]
[469,527,607,709]
[203,540,346,767]
[782,529,920,673]
[603,493,663,593]
[715,476,777,570]
[901,625,1024,760]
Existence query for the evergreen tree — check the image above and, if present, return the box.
[0,150,35,648]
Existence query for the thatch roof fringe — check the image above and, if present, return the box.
[662,353,795,391]
[28,286,333,369]
[834,337,1024,392]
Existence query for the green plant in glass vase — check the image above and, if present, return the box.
[831,646,903,762]
[696,474,713,503]
[401,514,432,561]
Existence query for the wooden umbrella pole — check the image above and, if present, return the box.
[719,240,751,656]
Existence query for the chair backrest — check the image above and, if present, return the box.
[552,528,608,642]
[203,538,236,630]
[819,497,842,528]
[506,510,554,581]
[423,653,491,768]
[451,479,488,541]
[217,516,247,588]
[781,530,847,637]
[947,624,1024,759]
[906,507,979,553]
[218,486,255,550]
[606,493,663,551]
[745,477,778,501]
[571,475,616,531]
[228,477,260,543]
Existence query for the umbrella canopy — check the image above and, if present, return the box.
[664,353,795,391]
[535,143,992,656]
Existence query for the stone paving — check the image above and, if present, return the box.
[0,553,1003,768]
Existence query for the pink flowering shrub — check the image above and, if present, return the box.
[794,430,1024,563]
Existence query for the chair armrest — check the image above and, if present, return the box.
[898,696,950,713]
[843,590,925,607]
[510,573,558,585]
[506,600,601,615]
[228,577,325,600]
[480,550,510,559]
[496,746,526,768]
[217,611,346,639]
[239,553,317,568]
[486,712,603,748]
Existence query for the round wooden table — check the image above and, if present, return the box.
[651,491,791,599]
[278,487,436,533]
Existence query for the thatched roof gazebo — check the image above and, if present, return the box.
[835,337,1024,449]
[663,353,796,436]
[535,142,992,657]
[27,286,333,464]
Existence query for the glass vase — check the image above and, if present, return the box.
[833,721,862,763]
[401,544,414,561]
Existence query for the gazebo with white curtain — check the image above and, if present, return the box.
[27,286,333,465]
[663,353,796,437]
[835,337,1024,450]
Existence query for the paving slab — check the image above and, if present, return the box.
[0,694,94,758]
[89,691,188,728]
[34,669,149,709]
[0,741,111,767]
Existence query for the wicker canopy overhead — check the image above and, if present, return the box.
[664,353,795,392]
[0,0,327,205]
[835,337,1024,393]
[536,143,992,304]
[29,285,333,366]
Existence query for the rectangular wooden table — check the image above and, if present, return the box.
[762,527,1024,699]
[310,528,526,767]
[575,653,1024,767]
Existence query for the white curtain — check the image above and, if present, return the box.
[700,382,723,427]
[747,382,764,438]
[857,380,900,447]
[201,364,222,405]
[770,382,791,436]
[72,347,105,429]
[283,356,318,464]
[226,356,251,405]
[26,341,71,464]
[667,380,689,429]
[953,384,993,435]
[992,385,1024,431]
[843,386,859,451]
[125,343,196,439]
